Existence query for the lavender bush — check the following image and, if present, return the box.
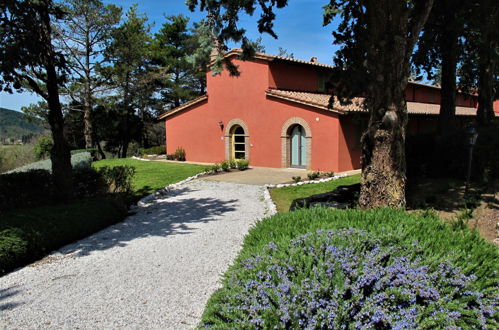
[203,229,498,329]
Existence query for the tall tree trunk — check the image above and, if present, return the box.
[438,22,458,135]
[359,0,434,209]
[476,31,496,126]
[83,100,93,149]
[41,1,73,200]
[83,27,93,149]
[121,73,131,158]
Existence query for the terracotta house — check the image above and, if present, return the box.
[159,50,489,173]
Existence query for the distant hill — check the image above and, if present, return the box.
[0,107,45,141]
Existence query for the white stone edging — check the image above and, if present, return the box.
[264,174,347,189]
[131,156,152,161]
[263,187,277,217]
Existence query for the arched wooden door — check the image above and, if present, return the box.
[290,125,307,168]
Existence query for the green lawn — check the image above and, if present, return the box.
[269,174,361,212]
[93,159,206,199]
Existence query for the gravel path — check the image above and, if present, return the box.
[0,180,270,329]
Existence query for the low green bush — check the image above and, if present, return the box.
[71,148,98,160]
[7,151,92,173]
[236,159,249,171]
[0,196,127,276]
[220,160,230,172]
[0,163,135,212]
[201,208,498,328]
[0,169,54,211]
[292,175,301,183]
[174,147,186,161]
[98,165,135,196]
[140,145,166,156]
[307,171,320,180]
[229,160,237,169]
[208,163,221,173]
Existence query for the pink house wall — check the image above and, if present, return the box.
[165,55,489,173]
[166,58,346,172]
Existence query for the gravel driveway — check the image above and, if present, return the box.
[0,180,270,329]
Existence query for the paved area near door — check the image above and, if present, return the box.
[202,167,362,185]
[203,166,309,185]
[0,180,270,329]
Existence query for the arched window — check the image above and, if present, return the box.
[231,125,246,159]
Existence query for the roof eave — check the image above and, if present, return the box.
[158,95,208,120]
[266,91,345,115]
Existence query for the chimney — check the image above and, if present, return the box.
[310,57,318,63]
[210,37,221,63]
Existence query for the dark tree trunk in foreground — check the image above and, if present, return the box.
[476,1,497,126]
[41,3,73,199]
[438,23,458,135]
[358,0,434,209]
[477,43,496,126]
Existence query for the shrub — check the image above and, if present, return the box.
[71,152,92,170]
[97,165,135,196]
[7,151,92,173]
[0,162,125,212]
[307,171,320,180]
[0,169,54,211]
[33,136,53,160]
[140,145,166,156]
[236,159,249,171]
[325,171,335,177]
[209,163,221,173]
[73,166,108,198]
[166,154,175,160]
[0,196,127,276]
[220,160,230,172]
[174,147,186,161]
[71,148,98,160]
[202,208,498,328]
[292,176,301,183]
[229,159,237,169]
[205,229,496,329]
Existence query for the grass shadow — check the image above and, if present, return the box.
[0,285,24,311]
[59,186,239,257]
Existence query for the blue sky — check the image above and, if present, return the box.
[0,0,340,112]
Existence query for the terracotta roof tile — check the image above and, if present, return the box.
[225,49,336,69]
[266,89,483,116]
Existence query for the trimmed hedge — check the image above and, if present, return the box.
[6,151,92,173]
[0,165,135,212]
[140,145,166,156]
[201,208,499,328]
[0,196,127,276]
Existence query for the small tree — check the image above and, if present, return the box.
[0,0,73,198]
[54,0,121,149]
[100,5,152,158]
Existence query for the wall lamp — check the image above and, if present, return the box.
[218,120,224,130]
